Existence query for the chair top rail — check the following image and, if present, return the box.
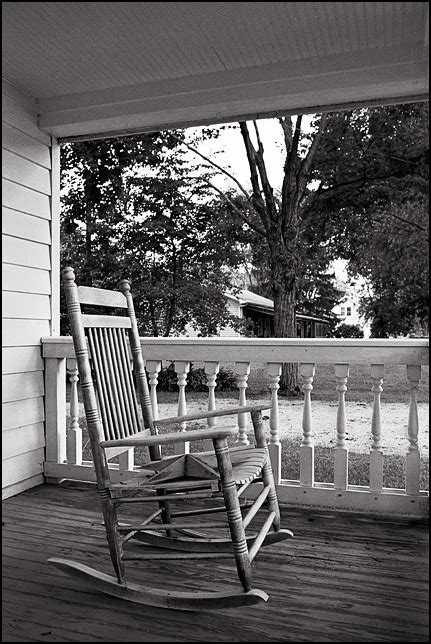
[78,285,127,309]
[82,314,131,329]
[41,336,429,365]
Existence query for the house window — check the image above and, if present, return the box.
[346,307,352,316]
[340,307,345,316]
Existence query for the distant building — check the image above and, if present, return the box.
[185,290,330,338]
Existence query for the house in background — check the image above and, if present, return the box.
[224,291,330,338]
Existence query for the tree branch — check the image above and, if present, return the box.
[168,130,254,206]
[199,178,267,237]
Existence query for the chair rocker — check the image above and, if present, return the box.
[50,267,293,611]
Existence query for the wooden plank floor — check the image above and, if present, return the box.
[2,482,429,643]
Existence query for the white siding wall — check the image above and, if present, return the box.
[2,81,57,499]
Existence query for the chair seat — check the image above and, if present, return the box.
[110,447,267,491]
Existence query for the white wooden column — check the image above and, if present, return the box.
[44,357,67,483]
[267,362,281,483]
[146,360,161,421]
[369,364,384,492]
[300,363,315,487]
[66,360,82,465]
[174,361,190,455]
[406,365,421,495]
[334,364,349,490]
[235,362,250,445]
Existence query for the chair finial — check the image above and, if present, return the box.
[62,266,76,282]
[119,279,131,295]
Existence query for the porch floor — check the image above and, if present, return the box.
[2,483,429,643]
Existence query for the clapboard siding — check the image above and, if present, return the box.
[2,372,45,403]
[2,93,51,147]
[2,292,51,320]
[2,84,55,499]
[2,264,51,295]
[2,423,45,459]
[2,400,45,432]
[2,207,51,243]
[2,123,51,169]
[2,319,51,347]
[2,347,44,374]
[2,448,45,489]
[2,149,51,195]
[2,179,51,219]
[2,235,51,270]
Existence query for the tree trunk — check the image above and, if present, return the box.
[271,246,300,395]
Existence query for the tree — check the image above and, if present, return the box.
[180,102,428,389]
[60,133,250,336]
[331,323,364,339]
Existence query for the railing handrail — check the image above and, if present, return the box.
[41,335,429,365]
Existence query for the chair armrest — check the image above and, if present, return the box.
[100,425,238,449]
[154,404,271,427]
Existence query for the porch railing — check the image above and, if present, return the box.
[41,337,429,517]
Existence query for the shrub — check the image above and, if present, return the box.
[156,362,237,392]
[331,323,364,338]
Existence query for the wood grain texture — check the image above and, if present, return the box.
[2,483,429,642]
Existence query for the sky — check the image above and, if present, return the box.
[184,116,314,193]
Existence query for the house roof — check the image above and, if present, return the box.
[228,290,330,324]
[2,2,429,140]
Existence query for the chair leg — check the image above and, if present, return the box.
[251,411,281,531]
[99,489,125,583]
[213,437,253,593]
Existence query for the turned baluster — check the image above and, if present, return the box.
[174,361,190,455]
[370,364,384,492]
[406,365,421,495]
[299,363,315,487]
[267,362,281,483]
[146,360,161,421]
[205,362,220,426]
[334,364,349,490]
[67,360,82,465]
[235,362,250,445]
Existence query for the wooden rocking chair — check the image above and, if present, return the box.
[49,267,293,611]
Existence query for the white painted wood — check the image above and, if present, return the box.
[2,371,44,403]
[2,292,51,319]
[267,362,281,445]
[146,360,161,420]
[2,398,45,431]
[2,178,51,219]
[370,364,384,493]
[43,336,430,366]
[3,319,50,346]
[2,264,51,295]
[2,447,45,488]
[299,363,315,488]
[235,362,250,445]
[204,361,219,427]
[2,149,51,195]
[66,363,82,466]
[2,94,51,146]
[2,473,44,500]
[2,79,37,113]
[406,365,422,495]
[174,360,190,455]
[2,234,50,269]
[334,364,349,490]
[2,122,51,169]
[78,285,127,308]
[2,423,45,460]
[50,138,60,336]
[2,346,44,374]
[44,357,67,468]
[2,207,51,243]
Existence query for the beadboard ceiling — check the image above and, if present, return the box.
[2,1,429,139]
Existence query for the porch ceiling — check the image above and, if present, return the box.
[2,1,429,139]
